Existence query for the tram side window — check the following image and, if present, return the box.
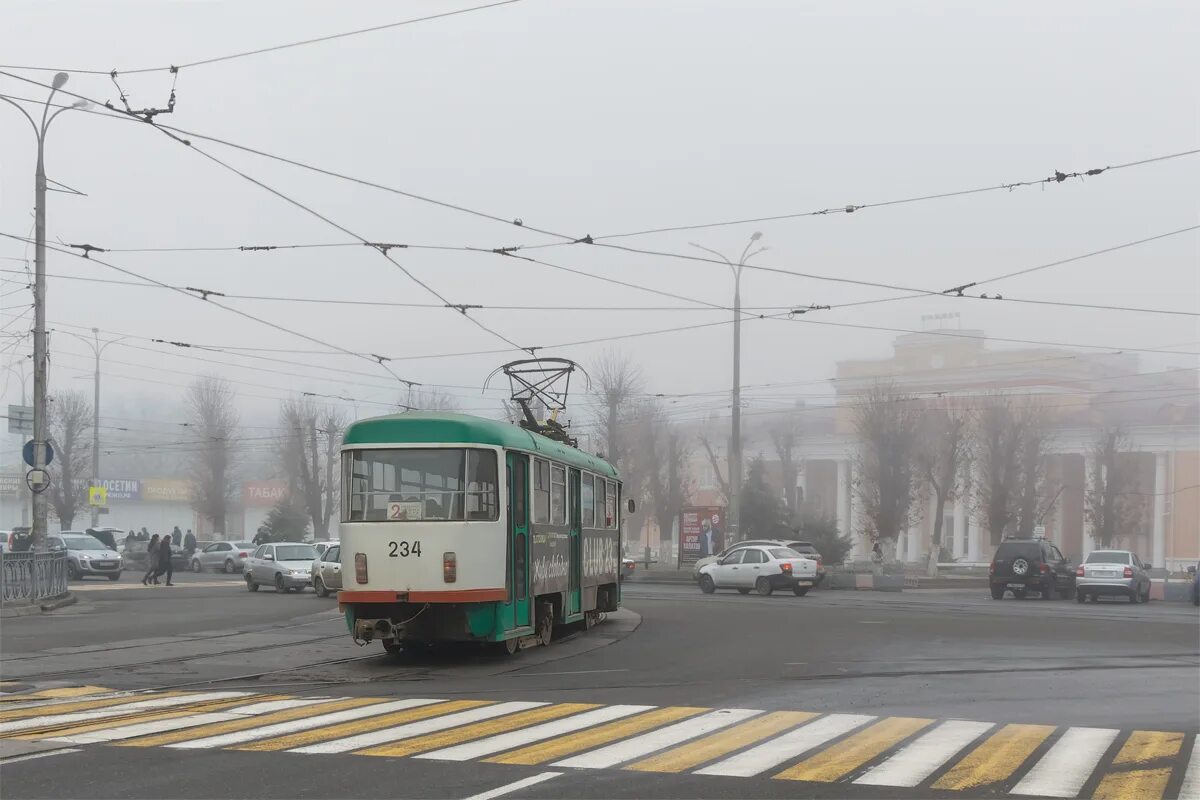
[580,473,594,529]
[533,459,550,524]
[466,450,499,520]
[606,480,618,529]
[550,464,567,525]
[594,477,607,529]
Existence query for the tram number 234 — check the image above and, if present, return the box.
[387,541,422,558]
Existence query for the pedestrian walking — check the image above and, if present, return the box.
[183,529,197,556]
[157,535,175,586]
[142,534,161,585]
[171,526,182,546]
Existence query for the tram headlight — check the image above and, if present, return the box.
[355,552,368,584]
[443,552,457,583]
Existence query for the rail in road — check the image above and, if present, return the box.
[1,685,1196,798]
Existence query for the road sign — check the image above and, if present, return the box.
[22,440,53,468]
[7,405,33,435]
[1033,524,1046,539]
[26,468,50,493]
[88,486,108,507]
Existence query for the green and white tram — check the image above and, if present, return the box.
[338,412,625,654]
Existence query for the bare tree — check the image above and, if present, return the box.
[973,395,1052,544]
[1085,426,1145,549]
[405,388,460,411]
[697,434,731,504]
[592,348,642,470]
[47,390,92,529]
[628,400,691,557]
[280,397,346,540]
[765,410,802,512]
[915,407,969,576]
[852,383,922,552]
[186,375,239,534]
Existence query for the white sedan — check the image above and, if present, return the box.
[698,545,819,596]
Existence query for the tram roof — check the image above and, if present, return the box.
[343,412,619,478]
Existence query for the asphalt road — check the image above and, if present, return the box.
[2,575,1197,799]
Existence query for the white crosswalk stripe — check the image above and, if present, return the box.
[1011,727,1121,798]
[0,692,251,734]
[855,720,994,787]
[416,704,654,762]
[696,713,875,777]
[1179,738,1200,800]
[167,698,443,749]
[554,708,763,769]
[45,698,336,744]
[289,702,547,754]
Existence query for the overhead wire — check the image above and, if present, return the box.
[0,0,528,75]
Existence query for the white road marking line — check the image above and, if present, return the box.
[289,701,547,754]
[461,772,561,800]
[512,669,629,677]
[46,698,340,745]
[0,692,252,734]
[0,748,81,764]
[554,708,763,769]
[168,698,443,749]
[855,720,994,787]
[696,713,876,777]
[417,705,654,762]
[1011,726,1121,798]
[1177,738,1200,800]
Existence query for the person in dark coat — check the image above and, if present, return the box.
[142,534,161,585]
[171,526,182,546]
[157,535,175,586]
[183,529,197,556]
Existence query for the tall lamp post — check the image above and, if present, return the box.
[689,232,766,542]
[3,360,31,526]
[1,73,89,548]
[62,328,127,527]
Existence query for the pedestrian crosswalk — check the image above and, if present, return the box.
[1,686,1196,798]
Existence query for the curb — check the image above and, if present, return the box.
[0,593,77,619]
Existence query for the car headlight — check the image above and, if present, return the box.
[79,554,91,560]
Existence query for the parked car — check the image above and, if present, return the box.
[244,542,317,593]
[311,544,342,597]
[314,540,339,558]
[1190,563,1199,607]
[698,545,819,596]
[191,541,255,573]
[48,532,122,581]
[1075,550,1152,603]
[121,536,189,570]
[692,539,791,579]
[989,537,1075,600]
[86,527,129,552]
[3,527,31,552]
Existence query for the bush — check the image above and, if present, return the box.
[792,505,853,566]
[261,497,310,542]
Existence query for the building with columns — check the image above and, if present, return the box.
[671,325,1198,570]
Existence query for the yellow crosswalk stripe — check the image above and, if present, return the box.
[11,695,287,739]
[32,686,113,698]
[625,710,818,774]
[775,716,934,782]
[357,703,598,758]
[487,706,706,766]
[0,692,186,722]
[116,697,376,747]
[234,700,493,752]
[931,723,1056,791]
[1092,730,1185,800]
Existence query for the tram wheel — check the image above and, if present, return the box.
[382,640,402,655]
[536,602,554,647]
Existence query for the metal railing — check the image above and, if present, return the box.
[0,551,69,604]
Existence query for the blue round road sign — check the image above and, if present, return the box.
[22,440,53,468]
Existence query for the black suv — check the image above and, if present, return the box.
[989,538,1075,600]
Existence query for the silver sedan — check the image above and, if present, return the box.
[191,541,255,574]
[1075,550,1152,603]
[311,545,342,597]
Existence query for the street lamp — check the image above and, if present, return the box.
[689,232,767,542]
[59,328,128,527]
[0,73,90,549]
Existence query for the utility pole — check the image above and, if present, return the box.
[689,233,765,542]
[1,73,89,549]
[62,328,127,528]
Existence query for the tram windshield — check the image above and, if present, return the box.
[344,448,499,522]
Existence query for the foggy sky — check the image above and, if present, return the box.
[2,0,1197,450]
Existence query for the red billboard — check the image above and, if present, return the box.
[242,481,289,507]
[679,506,726,564]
